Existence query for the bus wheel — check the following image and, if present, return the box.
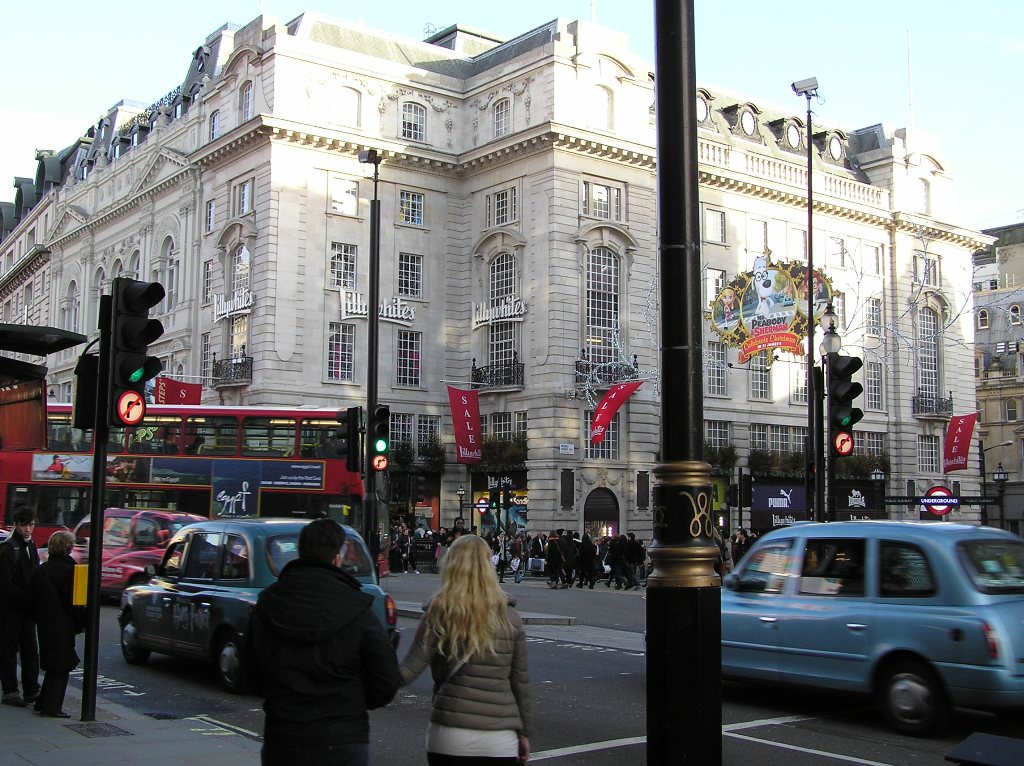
[120,611,150,665]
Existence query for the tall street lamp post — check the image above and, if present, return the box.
[979,439,1012,526]
[649,2,721,763]
[359,149,383,544]
[456,483,465,524]
[793,76,821,523]
[870,467,886,513]
[993,463,1009,529]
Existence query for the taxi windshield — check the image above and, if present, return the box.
[956,539,1024,594]
[265,533,372,578]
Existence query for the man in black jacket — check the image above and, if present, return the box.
[0,507,41,707]
[247,518,401,766]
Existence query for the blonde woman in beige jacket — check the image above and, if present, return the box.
[400,534,532,765]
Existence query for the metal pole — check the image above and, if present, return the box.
[980,441,988,527]
[81,295,111,722]
[363,154,382,544]
[649,2,721,763]
[805,93,825,523]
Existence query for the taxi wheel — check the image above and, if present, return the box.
[120,612,150,665]
[876,658,948,736]
[216,632,247,694]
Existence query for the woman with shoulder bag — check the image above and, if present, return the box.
[400,534,532,765]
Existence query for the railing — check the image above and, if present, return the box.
[212,356,253,386]
[911,391,953,417]
[471,356,524,387]
[575,353,639,386]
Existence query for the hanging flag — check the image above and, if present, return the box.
[590,380,643,444]
[155,377,203,406]
[447,385,482,464]
[943,413,978,473]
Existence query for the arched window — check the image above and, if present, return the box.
[232,244,251,294]
[585,246,620,366]
[917,307,940,400]
[63,281,81,333]
[1011,305,1022,326]
[128,251,141,280]
[590,86,613,131]
[977,309,989,329]
[240,81,254,121]
[339,87,361,127]
[488,252,519,366]
[401,102,426,141]
[913,178,930,215]
[209,110,221,141]
[493,98,511,138]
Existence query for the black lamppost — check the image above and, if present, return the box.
[979,439,1012,527]
[456,483,465,523]
[358,149,383,544]
[993,463,1009,529]
[870,468,886,515]
[819,303,840,522]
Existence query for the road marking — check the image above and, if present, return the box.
[725,732,897,766]
[189,714,262,739]
[723,714,811,731]
[532,736,646,760]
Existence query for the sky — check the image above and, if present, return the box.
[2,1,1021,231]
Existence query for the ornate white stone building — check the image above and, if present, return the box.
[0,11,990,536]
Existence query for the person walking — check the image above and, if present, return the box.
[575,534,599,589]
[544,530,564,589]
[0,507,41,708]
[28,530,86,717]
[246,518,402,766]
[399,534,532,765]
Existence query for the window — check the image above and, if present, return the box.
[749,423,768,450]
[339,87,361,127]
[166,259,179,310]
[914,251,939,286]
[489,253,520,367]
[706,341,727,396]
[739,542,793,593]
[1006,399,1018,422]
[397,252,423,298]
[62,281,81,333]
[582,181,623,221]
[327,322,355,381]
[867,297,882,336]
[242,417,296,457]
[866,361,883,410]
[399,190,424,225]
[705,420,730,447]
[585,247,619,367]
[229,315,248,357]
[798,538,866,597]
[865,244,881,274]
[918,308,940,400]
[706,268,726,306]
[231,245,250,294]
[240,81,254,121]
[236,179,254,215]
[183,533,222,579]
[977,309,990,329]
[206,200,216,232]
[918,435,939,473]
[747,219,767,254]
[396,331,422,387]
[330,243,357,289]
[209,110,221,141]
[202,262,214,303]
[1012,305,1022,326]
[416,415,441,457]
[486,187,517,227]
[493,97,511,138]
[750,354,770,400]
[768,425,790,453]
[585,411,619,459]
[221,534,249,580]
[864,432,884,456]
[704,209,726,243]
[791,361,808,405]
[879,542,935,597]
[791,228,807,261]
[401,102,426,141]
[829,236,846,267]
[201,333,213,383]
[330,178,358,216]
[391,412,413,447]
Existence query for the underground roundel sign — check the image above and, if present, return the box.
[921,485,959,516]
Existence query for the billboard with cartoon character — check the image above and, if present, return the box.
[707,251,833,364]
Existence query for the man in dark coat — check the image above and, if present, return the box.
[29,530,86,717]
[0,507,41,707]
[247,518,401,766]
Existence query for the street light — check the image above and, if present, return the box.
[794,76,820,524]
[979,439,1013,526]
[359,148,383,544]
[870,468,886,515]
[992,462,1009,529]
[456,483,465,524]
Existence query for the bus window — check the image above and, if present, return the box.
[108,426,128,454]
[299,418,344,458]
[184,417,238,455]
[128,416,182,455]
[46,413,93,453]
[242,418,296,457]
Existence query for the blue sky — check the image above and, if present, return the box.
[2,1,1020,230]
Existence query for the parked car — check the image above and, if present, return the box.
[722,521,1024,735]
[71,508,206,598]
[118,518,399,692]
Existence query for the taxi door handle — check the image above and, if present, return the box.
[759,616,777,625]
[846,623,867,632]
[198,602,212,610]
[162,597,172,606]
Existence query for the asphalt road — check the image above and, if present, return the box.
[75,573,1022,765]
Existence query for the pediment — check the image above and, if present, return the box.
[50,205,88,240]
[133,148,191,195]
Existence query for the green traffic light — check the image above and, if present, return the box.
[128,367,145,383]
[373,437,388,453]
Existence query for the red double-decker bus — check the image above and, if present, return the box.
[0,403,364,546]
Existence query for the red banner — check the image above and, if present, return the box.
[943,413,978,473]
[155,377,203,405]
[447,386,482,464]
[590,381,643,444]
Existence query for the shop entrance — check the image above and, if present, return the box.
[582,487,619,540]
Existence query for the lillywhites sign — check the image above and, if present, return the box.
[213,289,254,322]
[340,290,416,326]
[472,295,527,329]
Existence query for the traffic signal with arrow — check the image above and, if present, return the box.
[827,352,864,457]
[108,278,164,427]
[370,404,390,472]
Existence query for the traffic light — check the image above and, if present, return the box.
[415,475,426,502]
[489,489,500,512]
[827,352,864,457]
[108,277,164,427]
[336,406,363,473]
[370,404,390,472]
[502,485,513,508]
[725,483,738,508]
